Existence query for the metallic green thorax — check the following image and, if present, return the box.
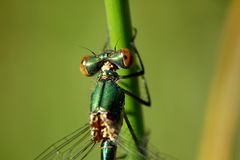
[90,69,124,123]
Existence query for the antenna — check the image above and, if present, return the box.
[79,45,96,56]
[114,38,121,51]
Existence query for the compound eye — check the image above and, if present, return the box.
[80,56,101,76]
[80,56,91,76]
[119,48,133,68]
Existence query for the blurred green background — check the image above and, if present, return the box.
[1,0,237,160]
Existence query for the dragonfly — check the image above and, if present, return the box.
[34,34,166,160]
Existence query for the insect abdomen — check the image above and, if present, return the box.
[101,140,117,160]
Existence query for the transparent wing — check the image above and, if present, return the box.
[116,128,177,160]
[34,123,96,160]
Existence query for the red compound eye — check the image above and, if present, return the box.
[80,56,90,76]
[119,48,133,68]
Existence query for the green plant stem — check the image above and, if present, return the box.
[104,0,145,159]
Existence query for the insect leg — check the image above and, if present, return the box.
[121,86,151,106]
[120,28,144,79]
[123,110,146,157]
[118,27,151,106]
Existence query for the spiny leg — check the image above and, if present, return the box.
[118,68,151,106]
[118,28,151,106]
[120,28,145,79]
[121,86,150,106]
[123,110,146,157]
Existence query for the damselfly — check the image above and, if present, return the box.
[34,34,169,160]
